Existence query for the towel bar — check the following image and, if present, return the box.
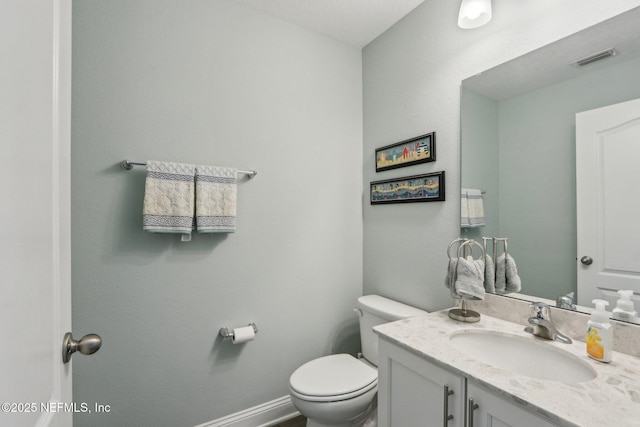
[120,160,257,178]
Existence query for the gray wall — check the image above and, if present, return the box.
[71,1,362,426]
[71,0,640,425]
[362,0,640,310]
[460,89,499,243]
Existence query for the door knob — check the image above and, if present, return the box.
[62,332,102,364]
[580,256,593,265]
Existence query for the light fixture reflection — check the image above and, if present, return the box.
[458,0,492,29]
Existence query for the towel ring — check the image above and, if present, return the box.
[447,238,467,260]
[482,237,491,257]
[493,237,508,258]
[457,239,486,260]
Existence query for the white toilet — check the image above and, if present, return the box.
[288,295,428,427]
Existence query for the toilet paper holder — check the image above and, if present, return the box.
[219,322,258,340]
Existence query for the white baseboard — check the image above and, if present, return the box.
[195,395,301,427]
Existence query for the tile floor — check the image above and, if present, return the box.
[273,414,306,427]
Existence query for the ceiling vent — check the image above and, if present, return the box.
[570,48,617,68]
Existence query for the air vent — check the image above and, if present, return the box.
[570,48,617,68]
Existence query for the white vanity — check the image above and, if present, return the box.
[374,311,640,427]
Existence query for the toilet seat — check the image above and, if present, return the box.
[289,354,377,403]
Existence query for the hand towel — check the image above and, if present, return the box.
[460,189,470,228]
[465,189,485,228]
[143,161,195,234]
[445,258,459,290]
[484,254,496,293]
[495,253,506,292]
[504,254,522,293]
[495,253,521,292]
[195,165,237,233]
[454,256,486,300]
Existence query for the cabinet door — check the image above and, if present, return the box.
[378,338,465,427]
[466,382,557,427]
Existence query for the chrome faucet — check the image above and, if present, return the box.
[525,302,572,344]
[556,292,576,310]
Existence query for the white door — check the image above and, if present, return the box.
[576,98,640,313]
[0,1,72,426]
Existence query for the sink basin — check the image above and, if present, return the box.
[449,330,597,384]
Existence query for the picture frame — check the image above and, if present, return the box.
[375,132,436,172]
[370,171,445,205]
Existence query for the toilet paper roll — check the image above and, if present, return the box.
[232,326,255,344]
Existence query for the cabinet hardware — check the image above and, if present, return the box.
[467,398,479,427]
[443,384,454,426]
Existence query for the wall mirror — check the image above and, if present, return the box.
[460,7,640,324]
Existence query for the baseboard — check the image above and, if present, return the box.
[195,395,300,427]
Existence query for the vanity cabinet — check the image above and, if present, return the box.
[377,338,465,427]
[378,338,558,427]
[466,382,556,427]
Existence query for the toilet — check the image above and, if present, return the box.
[288,295,428,427]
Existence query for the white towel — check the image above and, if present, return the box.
[484,254,496,293]
[445,258,459,290]
[504,254,522,292]
[495,254,506,292]
[495,253,521,293]
[467,189,485,227]
[454,256,486,300]
[460,190,470,228]
[195,165,237,233]
[143,161,195,234]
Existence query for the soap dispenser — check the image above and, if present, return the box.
[586,299,612,363]
[612,290,637,323]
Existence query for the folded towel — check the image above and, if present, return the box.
[495,254,506,292]
[445,258,459,290]
[143,161,195,234]
[467,189,485,227]
[495,253,521,293]
[460,190,470,228]
[454,256,486,300]
[195,165,238,233]
[504,254,522,293]
[484,254,496,293]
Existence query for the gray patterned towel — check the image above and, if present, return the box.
[195,165,237,233]
[143,161,195,234]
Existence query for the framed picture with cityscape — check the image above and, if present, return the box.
[370,171,445,205]
[375,132,436,172]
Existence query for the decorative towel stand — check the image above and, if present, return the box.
[482,237,508,276]
[447,238,484,323]
[120,160,257,178]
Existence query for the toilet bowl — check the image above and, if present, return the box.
[289,354,377,427]
[288,295,428,427]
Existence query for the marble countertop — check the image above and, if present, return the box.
[374,310,640,427]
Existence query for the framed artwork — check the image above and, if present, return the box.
[375,132,435,172]
[370,171,445,205]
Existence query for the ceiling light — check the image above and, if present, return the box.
[458,0,492,29]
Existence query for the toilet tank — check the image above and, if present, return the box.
[356,295,428,366]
